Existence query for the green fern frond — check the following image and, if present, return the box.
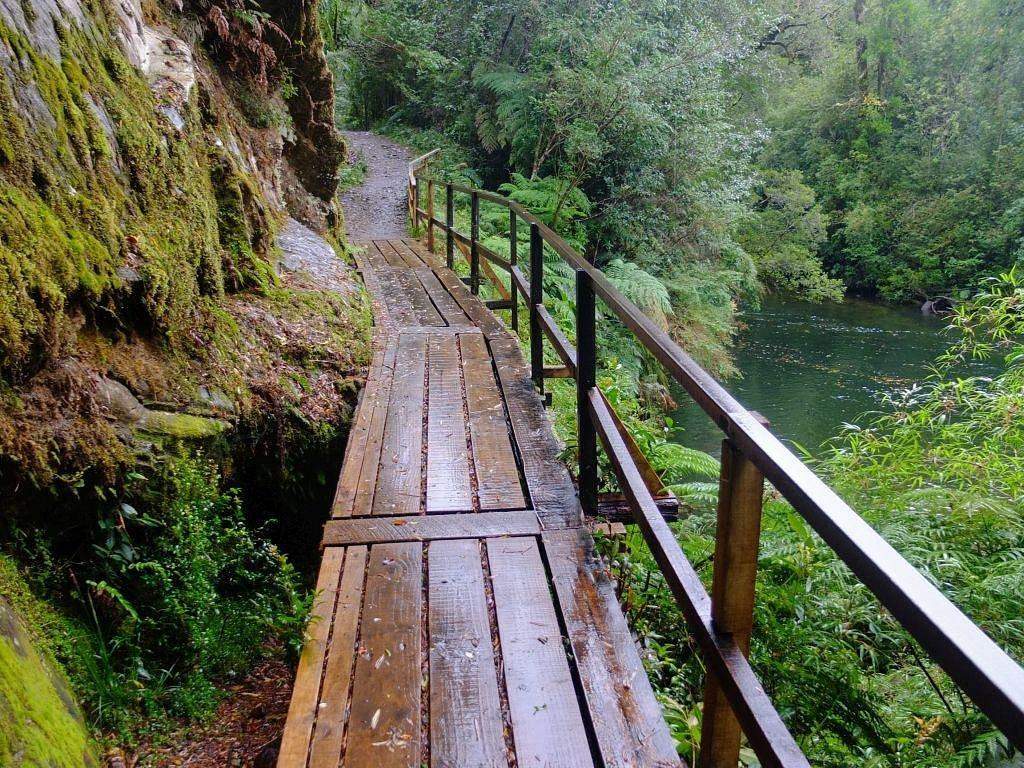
[951,731,1012,768]
[605,258,673,329]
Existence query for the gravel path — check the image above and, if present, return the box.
[338,131,413,242]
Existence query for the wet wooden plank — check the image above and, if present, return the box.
[277,548,344,767]
[486,537,594,768]
[488,335,580,529]
[345,542,423,768]
[333,336,399,518]
[420,267,478,328]
[460,334,527,510]
[322,510,541,546]
[366,242,419,327]
[390,240,475,327]
[429,540,509,768]
[376,241,445,327]
[307,546,369,768]
[399,326,482,336]
[543,529,681,768]
[372,333,426,516]
[352,244,392,326]
[427,334,474,512]
[375,239,410,269]
[402,239,509,339]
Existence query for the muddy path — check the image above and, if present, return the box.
[338,131,413,242]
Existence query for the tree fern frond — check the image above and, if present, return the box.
[605,258,673,329]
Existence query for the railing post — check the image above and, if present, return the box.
[413,179,420,230]
[698,436,766,768]
[575,269,598,517]
[509,210,518,333]
[426,180,435,252]
[470,191,480,295]
[445,183,454,269]
[529,223,544,393]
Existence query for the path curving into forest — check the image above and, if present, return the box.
[338,131,412,241]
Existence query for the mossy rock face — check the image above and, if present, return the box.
[0,598,99,768]
[0,5,280,382]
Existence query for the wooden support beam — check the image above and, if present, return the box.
[322,510,541,546]
[510,210,519,333]
[576,269,598,517]
[699,438,766,768]
[529,223,544,393]
[445,182,454,268]
[480,256,511,300]
[536,305,577,376]
[510,265,531,305]
[543,365,573,379]
[470,191,480,295]
[595,493,679,522]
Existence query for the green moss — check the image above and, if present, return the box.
[0,560,98,768]
[0,15,280,377]
[212,155,279,293]
[0,183,117,371]
[138,410,229,439]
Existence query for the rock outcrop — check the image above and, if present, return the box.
[258,0,346,203]
[0,1,366,753]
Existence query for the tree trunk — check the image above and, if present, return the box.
[854,0,868,95]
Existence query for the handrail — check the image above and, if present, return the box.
[408,156,1024,763]
[407,148,439,188]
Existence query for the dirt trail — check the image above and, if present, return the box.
[338,131,413,242]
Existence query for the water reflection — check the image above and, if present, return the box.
[671,295,995,456]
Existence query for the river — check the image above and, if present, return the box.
[671,295,994,457]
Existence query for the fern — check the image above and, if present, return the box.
[498,173,591,234]
[668,481,720,508]
[951,731,1012,768]
[472,66,532,153]
[605,258,674,329]
[473,66,529,98]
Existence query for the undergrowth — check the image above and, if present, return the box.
[5,453,309,742]
[607,271,1024,767]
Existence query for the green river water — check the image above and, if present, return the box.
[671,295,995,456]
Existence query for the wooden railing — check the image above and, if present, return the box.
[407,151,1024,767]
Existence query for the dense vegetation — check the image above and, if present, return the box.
[757,0,1024,300]
[6,455,308,735]
[322,1,1024,766]
[324,0,1024,314]
[619,271,1024,766]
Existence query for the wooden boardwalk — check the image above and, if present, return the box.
[278,239,680,768]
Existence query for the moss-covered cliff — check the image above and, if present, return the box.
[0,0,366,492]
[0,0,370,754]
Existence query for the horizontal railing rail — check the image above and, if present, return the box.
[408,152,1024,766]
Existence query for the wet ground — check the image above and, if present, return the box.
[277,216,358,299]
[338,131,412,241]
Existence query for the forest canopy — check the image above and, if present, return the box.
[322,0,1024,327]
